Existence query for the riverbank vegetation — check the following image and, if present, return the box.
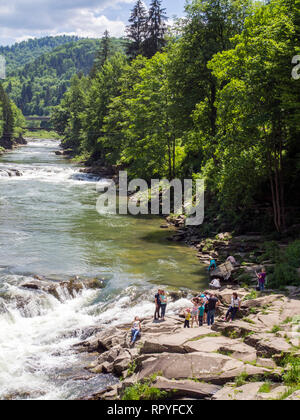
[0,82,26,150]
[52,0,300,237]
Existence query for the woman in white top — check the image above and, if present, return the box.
[225,293,241,322]
[130,316,141,346]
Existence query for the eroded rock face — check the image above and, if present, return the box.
[244,333,294,358]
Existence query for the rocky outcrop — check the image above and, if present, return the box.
[21,275,107,301]
[76,288,300,401]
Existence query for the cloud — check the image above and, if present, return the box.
[0,0,135,45]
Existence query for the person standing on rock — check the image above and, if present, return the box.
[225,293,241,322]
[256,268,267,292]
[198,298,205,326]
[191,298,199,328]
[130,316,141,346]
[184,308,191,328]
[207,294,219,326]
[154,289,162,321]
[160,290,167,321]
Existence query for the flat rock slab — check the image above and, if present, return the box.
[153,377,221,400]
[141,328,213,354]
[137,352,271,385]
[212,383,288,401]
[183,337,257,362]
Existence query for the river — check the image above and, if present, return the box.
[0,138,207,400]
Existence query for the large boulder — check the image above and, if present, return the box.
[74,327,127,353]
[210,261,234,281]
[136,352,273,385]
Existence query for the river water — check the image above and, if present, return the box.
[0,138,207,400]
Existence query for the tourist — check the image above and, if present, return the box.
[204,292,210,324]
[160,290,167,321]
[209,278,221,289]
[154,289,161,321]
[191,298,199,328]
[130,316,141,346]
[208,258,217,272]
[184,308,191,328]
[225,293,241,322]
[256,268,267,291]
[207,294,219,326]
[198,298,205,326]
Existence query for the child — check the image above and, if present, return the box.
[191,298,199,328]
[198,298,205,326]
[130,316,141,346]
[184,308,191,328]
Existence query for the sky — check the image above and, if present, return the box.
[0,0,186,46]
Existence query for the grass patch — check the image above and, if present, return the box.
[243,318,256,325]
[189,332,221,341]
[234,372,249,387]
[270,325,282,334]
[121,374,170,401]
[258,382,272,393]
[244,290,258,301]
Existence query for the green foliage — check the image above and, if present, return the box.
[258,382,272,393]
[268,240,300,288]
[50,0,300,240]
[121,375,168,400]
[244,290,258,301]
[283,357,300,386]
[3,37,125,116]
[234,371,249,387]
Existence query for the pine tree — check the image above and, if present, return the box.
[126,0,148,59]
[144,0,167,58]
[90,30,113,77]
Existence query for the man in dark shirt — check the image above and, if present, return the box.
[207,294,219,326]
[154,289,162,321]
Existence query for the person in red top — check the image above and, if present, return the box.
[256,268,267,291]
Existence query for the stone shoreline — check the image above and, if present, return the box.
[74,286,300,401]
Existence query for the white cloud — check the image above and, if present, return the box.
[0,0,135,45]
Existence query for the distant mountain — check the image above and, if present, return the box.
[2,36,126,116]
[0,36,81,74]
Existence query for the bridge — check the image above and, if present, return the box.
[24,116,54,131]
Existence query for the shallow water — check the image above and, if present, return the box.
[0,139,207,399]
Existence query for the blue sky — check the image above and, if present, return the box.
[0,0,186,46]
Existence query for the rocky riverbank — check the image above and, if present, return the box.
[0,136,27,154]
[71,286,300,401]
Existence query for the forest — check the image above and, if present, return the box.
[52,0,300,235]
[2,36,125,116]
